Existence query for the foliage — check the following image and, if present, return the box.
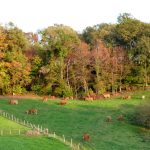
[0,14,150,96]
[131,101,150,129]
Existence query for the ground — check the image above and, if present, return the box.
[0,116,71,150]
[0,90,150,150]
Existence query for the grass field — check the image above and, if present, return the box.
[0,116,28,130]
[0,116,71,150]
[0,136,71,150]
[0,91,150,150]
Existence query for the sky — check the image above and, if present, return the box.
[0,0,149,32]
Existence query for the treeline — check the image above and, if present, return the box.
[0,13,150,97]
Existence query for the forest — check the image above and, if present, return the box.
[0,13,150,97]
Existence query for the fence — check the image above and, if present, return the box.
[0,129,27,136]
[0,110,84,150]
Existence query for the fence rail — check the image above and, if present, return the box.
[0,110,84,150]
[0,129,27,136]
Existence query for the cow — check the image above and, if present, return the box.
[49,96,56,100]
[69,96,74,100]
[9,100,18,105]
[103,93,111,98]
[59,100,67,106]
[83,133,90,141]
[26,108,38,115]
[117,115,124,121]
[42,97,48,102]
[84,97,93,101]
[106,116,112,122]
[26,129,40,136]
[122,95,131,100]
[61,97,70,101]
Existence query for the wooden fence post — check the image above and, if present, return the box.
[11,115,13,120]
[18,129,20,135]
[1,130,3,136]
[63,135,65,142]
[70,138,73,147]
[78,143,80,150]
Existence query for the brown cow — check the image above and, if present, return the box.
[84,97,93,101]
[26,129,40,136]
[49,96,56,100]
[117,115,124,121]
[26,108,38,115]
[42,97,48,102]
[62,97,70,100]
[83,133,90,141]
[103,93,111,98]
[106,116,112,122]
[9,100,18,105]
[59,100,67,106]
[122,95,131,100]
[69,96,74,100]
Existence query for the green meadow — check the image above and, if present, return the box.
[0,91,150,150]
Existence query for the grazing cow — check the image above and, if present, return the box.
[84,97,93,101]
[59,100,67,106]
[26,108,38,115]
[117,115,124,121]
[122,95,131,100]
[49,96,56,100]
[69,96,74,100]
[42,97,48,102]
[9,100,18,105]
[106,116,112,122]
[83,133,90,141]
[103,93,111,98]
[62,97,70,100]
[26,129,40,136]
[95,95,104,100]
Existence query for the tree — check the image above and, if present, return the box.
[0,24,31,94]
[133,36,150,86]
[114,13,142,47]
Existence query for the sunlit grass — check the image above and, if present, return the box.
[0,90,149,150]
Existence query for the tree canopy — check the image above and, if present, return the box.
[0,14,150,96]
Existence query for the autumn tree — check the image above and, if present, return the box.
[0,23,31,94]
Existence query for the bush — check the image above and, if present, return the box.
[54,81,73,97]
[31,84,42,94]
[131,102,150,129]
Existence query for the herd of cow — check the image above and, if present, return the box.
[8,93,135,115]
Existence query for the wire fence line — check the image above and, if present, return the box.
[0,110,84,150]
[0,129,26,136]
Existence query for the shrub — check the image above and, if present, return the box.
[131,101,150,129]
[31,84,42,94]
[54,81,73,97]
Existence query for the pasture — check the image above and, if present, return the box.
[0,117,71,150]
[0,91,150,150]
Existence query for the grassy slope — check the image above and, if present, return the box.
[0,136,71,150]
[0,117,71,150]
[0,91,150,150]
[0,116,28,130]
